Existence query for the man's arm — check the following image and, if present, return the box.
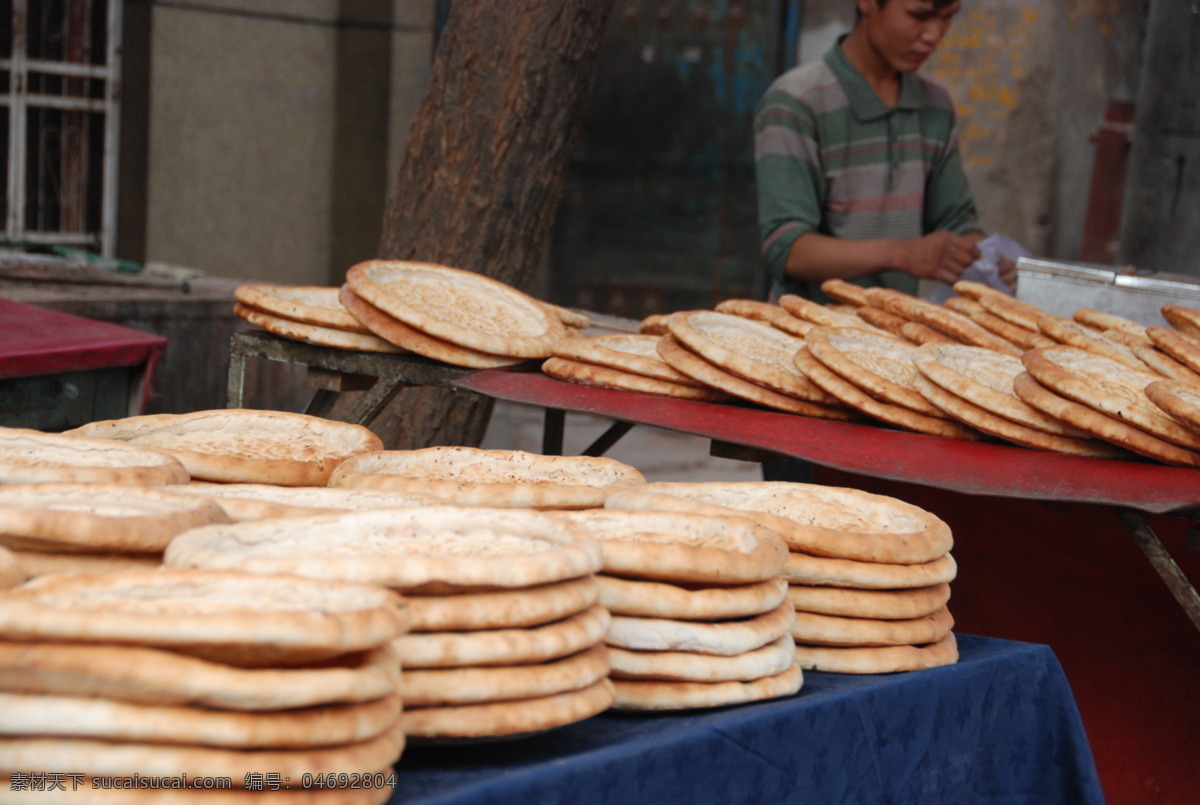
[783,229,981,286]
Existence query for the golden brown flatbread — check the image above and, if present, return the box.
[234,303,405,354]
[0,427,189,486]
[345,260,566,358]
[805,326,943,416]
[551,333,706,386]
[542,356,728,401]
[66,410,382,487]
[610,659,802,710]
[233,284,371,332]
[714,298,815,337]
[794,631,958,673]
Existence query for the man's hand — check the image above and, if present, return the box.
[998,257,1018,291]
[899,231,981,284]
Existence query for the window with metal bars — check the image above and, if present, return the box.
[0,0,120,256]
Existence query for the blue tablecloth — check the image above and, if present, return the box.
[389,634,1102,805]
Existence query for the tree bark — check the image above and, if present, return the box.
[365,0,615,450]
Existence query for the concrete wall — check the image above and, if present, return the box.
[141,0,435,286]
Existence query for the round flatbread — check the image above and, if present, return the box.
[912,373,1124,457]
[344,260,566,358]
[0,569,409,668]
[0,640,400,710]
[639,313,672,336]
[0,428,188,486]
[0,546,25,590]
[786,582,951,621]
[1145,380,1200,434]
[794,631,959,674]
[977,293,1047,331]
[597,575,788,621]
[656,335,855,419]
[165,507,603,592]
[0,722,405,782]
[1147,326,1200,374]
[328,446,643,509]
[0,484,228,554]
[66,410,383,487]
[234,304,405,354]
[1012,372,1200,467]
[8,550,161,577]
[161,483,442,522]
[551,333,705,386]
[399,677,614,740]
[913,343,1089,437]
[783,551,957,590]
[607,484,952,564]
[338,285,520,368]
[0,691,401,749]
[805,326,942,416]
[1160,305,1200,338]
[608,634,796,683]
[668,311,839,404]
[542,356,728,402]
[610,659,802,710]
[793,347,978,439]
[951,280,1007,301]
[605,601,795,656]
[542,302,591,330]
[778,295,871,329]
[1036,316,1146,370]
[819,279,869,307]
[545,509,787,585]
[854,305,924,342]
[714,298,815,337]
[233,285,370,332]
[1132,344,1200,384]
[1073,308,1148,338]
[790,606,954,647]
[1022,347,1200,449]
[406,577,599,632]
[873,290,1022,355]
[399,645,610,707]
[964,306,1052,350]
[394,605,610,669]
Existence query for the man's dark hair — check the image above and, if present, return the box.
[857,0,960,19]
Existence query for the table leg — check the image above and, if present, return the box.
[226,347,247,409]
[1117,508,1200,635]
[543,409,565,455]
[581,421,634,457]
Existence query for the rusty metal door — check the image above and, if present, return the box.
[550,0,801,319]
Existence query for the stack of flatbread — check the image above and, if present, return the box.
[328,446,645,509]
[234,283,406,354]
[649,310,855,420]
[0,483,228,580]
[794,325,977,439]
[606,483,959,675]
[337,260,568,368]
[0,569,409,801]
[1011,346,1200,467]
[546,507,800,710]
[66,409,382,486]
[0,426,188,486]
[910,343,1127,457]
[159,482,444,521]
[544,333,729,401]
[165,507,613,742]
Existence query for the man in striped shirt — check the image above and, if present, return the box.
[755,0,1011,303]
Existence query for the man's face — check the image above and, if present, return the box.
[859,0,961,73]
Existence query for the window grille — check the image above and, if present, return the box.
[0,0,121,255]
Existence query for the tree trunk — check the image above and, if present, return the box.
[365,0,614,450]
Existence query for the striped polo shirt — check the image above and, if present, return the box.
[754,39,983,301]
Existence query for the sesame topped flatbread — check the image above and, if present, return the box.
[545,508,788,585]
[805,326,941,417]
[0,569,409,667]
[232,284,369,332]
[1023,346,1200,449]
[345,260,566,358]
[164,506,603,591]
[667,311,838,404]
[0,428,188,486]
[1145,380,1200,435]
[0,484,229,553]
[66,410,382,487]
[606,482,953,565]
[328,447,644,509]
[551,333,704,386]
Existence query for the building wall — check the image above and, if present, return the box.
[138,0,435,286]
